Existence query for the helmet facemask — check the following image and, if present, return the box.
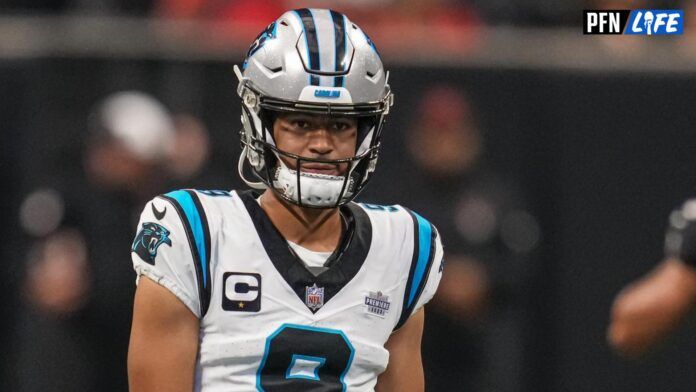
[235,70,392,209]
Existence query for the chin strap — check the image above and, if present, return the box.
[272,158,353,208]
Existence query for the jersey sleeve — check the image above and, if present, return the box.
[412,228,444,312]
[394,209,444,330]
[131,196,201,317]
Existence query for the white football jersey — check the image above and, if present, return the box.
[131,189,443,392]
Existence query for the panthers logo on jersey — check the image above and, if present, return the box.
[131,222,172,265]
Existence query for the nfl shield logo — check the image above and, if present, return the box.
[305,283,324,311]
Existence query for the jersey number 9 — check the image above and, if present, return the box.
[257,324,355,391]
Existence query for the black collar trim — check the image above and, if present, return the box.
[238,190,372,313]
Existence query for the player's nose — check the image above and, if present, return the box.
[307,129,334,156]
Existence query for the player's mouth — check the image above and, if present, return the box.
[301,163,341,176]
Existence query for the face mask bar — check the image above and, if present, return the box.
[260,95,391,117]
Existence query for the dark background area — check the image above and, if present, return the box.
[5,58,696,391]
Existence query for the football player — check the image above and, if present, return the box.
[608,199,696,357]
[128,8,443,392]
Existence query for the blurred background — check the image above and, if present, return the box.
[3,0,696,391]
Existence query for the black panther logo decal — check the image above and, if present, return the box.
[243,21,276,69]
[132,222,172,265]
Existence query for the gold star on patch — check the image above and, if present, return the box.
[238,302,245,308]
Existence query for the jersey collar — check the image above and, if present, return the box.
[238,190,372,313]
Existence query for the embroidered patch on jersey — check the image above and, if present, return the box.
[131,222,172,265]
[222,272,261,312]
[364,291,391,318]
[305,283,325,311]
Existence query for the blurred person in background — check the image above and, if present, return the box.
[608,198,696,358]
[369,85,540,391]
[13,91,210,391]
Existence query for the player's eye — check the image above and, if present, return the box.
[331,121,351,131]
[292,119,312,129]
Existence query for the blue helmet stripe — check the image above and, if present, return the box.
[294,8,321,86]
[331,10,347,87]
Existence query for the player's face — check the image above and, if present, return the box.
[273,113,358,176]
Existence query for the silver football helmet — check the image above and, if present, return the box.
[234,8,394,208]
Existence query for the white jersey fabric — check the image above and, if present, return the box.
[131,189,443,392]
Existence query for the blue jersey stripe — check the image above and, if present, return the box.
[408,211,433,307]
[165,190,209,288]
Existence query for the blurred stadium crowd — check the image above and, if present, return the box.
[0,0,688,27]
[3,1,696,392]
